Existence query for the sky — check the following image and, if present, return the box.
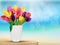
[0,0,60,43]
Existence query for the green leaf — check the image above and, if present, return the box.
[9,20,14,32]
[14,18,18,25]
[10,25,12,32]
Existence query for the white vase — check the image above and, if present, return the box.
[11,25,22,42]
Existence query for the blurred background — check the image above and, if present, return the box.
[0,0,60,43]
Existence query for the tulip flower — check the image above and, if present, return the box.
[5,17,10,22]
[21,7,25,12]
[11,9,15,14]
[15,8,21,18]
[7,6,12,12]
[7,6,15,14]
[11,14,15,21]
[25,17,31,22]
[19,16,25,23]
[26,12,31,18]
[3,10,12,18]
[1,16,6,20]
[13,5,18,11]
[22,12,26,17]
[1,15,10,22]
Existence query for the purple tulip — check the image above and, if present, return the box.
[25,17,31,22]
[22,12,27,17]
[11,14,15,21]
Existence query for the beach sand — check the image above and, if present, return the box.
[0,36,60,45]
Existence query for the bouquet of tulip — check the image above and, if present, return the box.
[1,5,31,32]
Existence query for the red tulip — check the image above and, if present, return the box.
[15,8,21,18]
[16,14,20,18]
[5,17,10,22]
[26,12,31,18]
[1,16,6,20]
[11,9,15,14]
[1,15,10,22]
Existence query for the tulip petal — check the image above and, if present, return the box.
[15,8,21,18]
[13,5,18,11]
[26,12,31,18]
[22,12,27,17]
[5,17,10,22]
[1,16,6,20]
[11,14,15,21]
[21,7,25,12]
[19,16,25,23]
[26,17,31,22]
[7,6,12,12]
[11,9,15,14]
[1,15,10,22]
[3,10,11,18]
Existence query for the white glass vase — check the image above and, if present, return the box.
[11,25,22,42]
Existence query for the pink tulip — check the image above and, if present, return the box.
[26,12,31,18]
[7,6,12,12]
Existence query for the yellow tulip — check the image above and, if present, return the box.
[21,7,25,12]
[3,10,8,15]
[13,5,18,11]
[19,16,25,23]
[3,10,11,18]
[8,12,12,18]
